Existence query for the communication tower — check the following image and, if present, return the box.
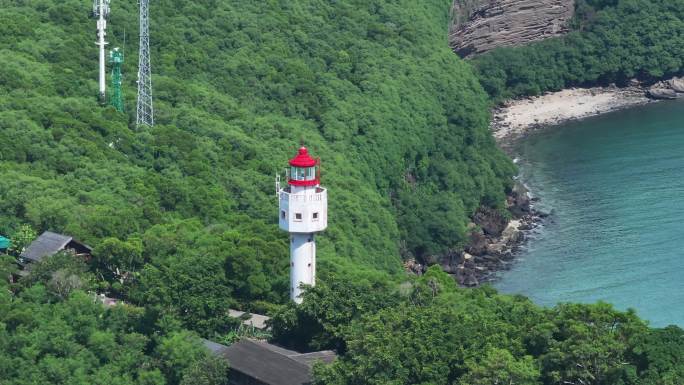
[136,0,154,127]
[93,0,111,102]
[277,147,328,304]
[108,48,124,112]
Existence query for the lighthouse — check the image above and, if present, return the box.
[277,147,328,303]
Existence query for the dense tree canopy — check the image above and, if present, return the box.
[270,268,684,385]
[0,286,218,385]
[0,0,514,323]
[472,0,684,100]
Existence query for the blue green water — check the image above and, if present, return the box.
[494,99,684,327]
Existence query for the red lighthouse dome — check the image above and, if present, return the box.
[288,147,320,186]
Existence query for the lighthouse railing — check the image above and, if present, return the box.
[279,188,326,202]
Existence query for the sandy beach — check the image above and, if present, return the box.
[491,87,652,144]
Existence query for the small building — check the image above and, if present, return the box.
[19,231,92,265]
[203,339,336,385]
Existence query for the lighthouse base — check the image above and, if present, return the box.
[290,233,316,303]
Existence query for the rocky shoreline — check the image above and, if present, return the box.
[411,77,684,287]
[405,182,547,287]
[450,183,546,287]
[491,76,684,149]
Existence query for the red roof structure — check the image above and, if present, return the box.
[289,147,317,167]
[287,147,320,187]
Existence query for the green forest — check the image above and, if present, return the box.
[472,0,684,100]
[0,0,683,384]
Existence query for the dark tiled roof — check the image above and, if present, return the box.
[202,339,335,385]
[291,351,337,367]
[20,232,73,263]
[203,339,231,355]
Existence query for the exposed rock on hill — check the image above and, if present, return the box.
[449,0,575,58]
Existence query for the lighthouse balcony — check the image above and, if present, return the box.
[278,187,328,233]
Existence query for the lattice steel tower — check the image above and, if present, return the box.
[108,48,124,112]
[136,0,154,127]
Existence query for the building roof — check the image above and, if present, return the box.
[203,339,335,385]
[289,147,317,167]
[0,236,10,250]
[20,232,74,263]
[228,309,271,330]
[20,231,91,263]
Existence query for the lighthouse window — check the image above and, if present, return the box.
[312,212,319,221]
[281,210,286,220]
[291,167,306,181]
[294,213,303,221]
[306,166,315,179]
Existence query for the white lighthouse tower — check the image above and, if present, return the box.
[277,147,328,303]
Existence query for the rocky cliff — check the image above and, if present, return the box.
[450,0,575,58]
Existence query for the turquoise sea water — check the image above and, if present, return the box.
[494,99,684,327]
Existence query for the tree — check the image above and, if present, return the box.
[92,237,144,285]
[48,268,84,299]
[180,355,230,385]
[538,303,646,385]
[458,349,541,385]
[8,224,36,257]
[23,250,94,297]
[630,326,684,384]
[0,254,17,289]
[155,331,211,385]
[270,276,401,353]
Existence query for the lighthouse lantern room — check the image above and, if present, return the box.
[278,147,328,303]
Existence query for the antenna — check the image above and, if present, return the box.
[136,0,154,127]
[93,0,111,103]
[108,47,124,112]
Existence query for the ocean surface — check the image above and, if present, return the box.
[494,99,684,327]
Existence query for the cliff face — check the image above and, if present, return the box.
[450,0,575,58]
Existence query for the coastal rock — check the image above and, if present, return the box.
[498,221,520,245]
[449,0,575,58]
[648,87,678,100]
[509,183,532,218]
[463,273,479,287]
[466,231,488,256]
[473,207,508,237]
[668,77,684,93]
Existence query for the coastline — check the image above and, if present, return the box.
[421,79,684,287]
[491,76,684,149]
[453,79,684,286]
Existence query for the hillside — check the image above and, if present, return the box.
[0,0,513,313]
[2,1,684,385]
[471,0,684,100]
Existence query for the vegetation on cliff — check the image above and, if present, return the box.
[472,0,684,100]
